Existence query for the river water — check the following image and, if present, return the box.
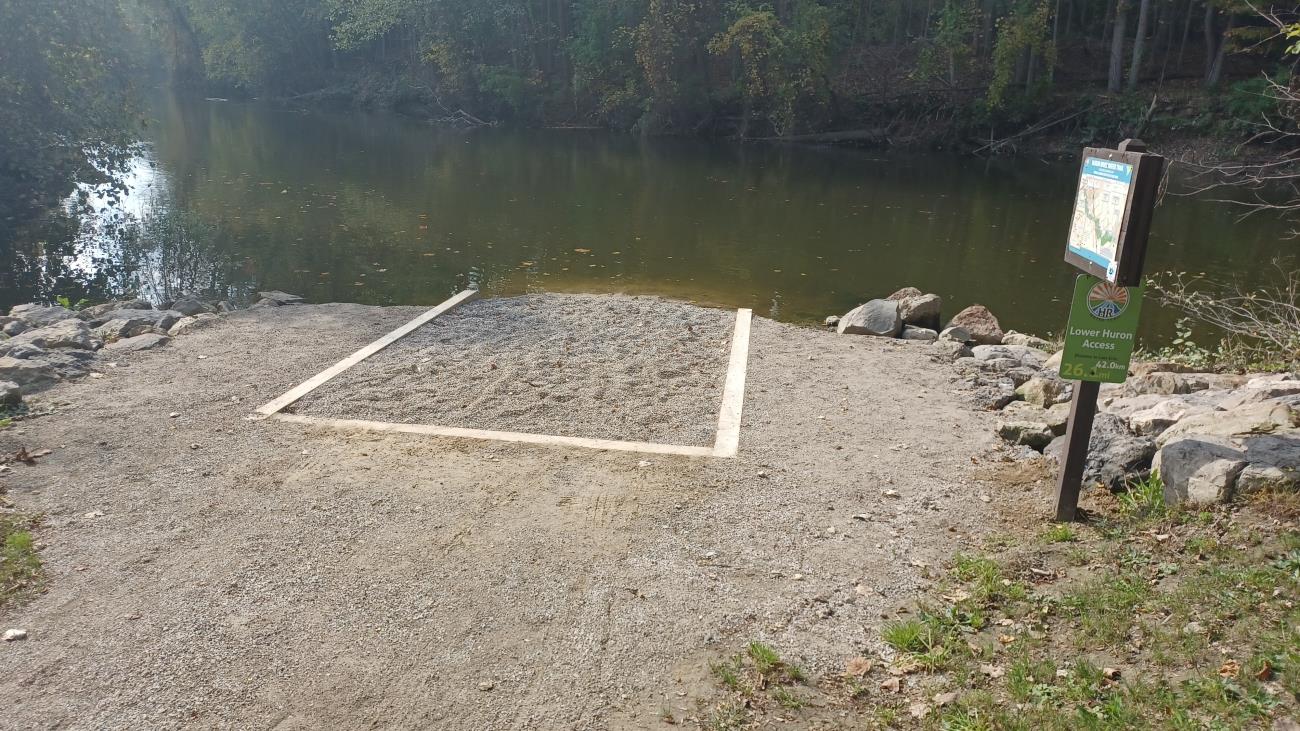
[4,94,1291,345]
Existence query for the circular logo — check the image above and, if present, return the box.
[1087,281,1129,320]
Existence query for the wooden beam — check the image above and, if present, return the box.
[713,308,753,458]
[270,413,717,457]
[254,289,479,417]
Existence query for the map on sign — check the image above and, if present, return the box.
[1067,157,1133,282]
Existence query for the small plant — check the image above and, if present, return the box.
[54,294,90,311]
[0,514,42,608]
[1043,524,1078,543]
[882,618,936,653]
[1119,473,1167,519]
[770,686,805,709]
[746,641,781,675]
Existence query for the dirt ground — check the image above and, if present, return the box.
[0,298,1002,730]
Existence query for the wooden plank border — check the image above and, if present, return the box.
[255,299,753,458]
[253,288,479,417]
[713,308,753,458]
[270,413,717,457]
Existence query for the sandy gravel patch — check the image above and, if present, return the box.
[291,294,737,446]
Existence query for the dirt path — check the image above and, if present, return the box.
[0,299,998,730]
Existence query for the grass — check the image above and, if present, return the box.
[698,473,1300,729]
[0,513,42,608]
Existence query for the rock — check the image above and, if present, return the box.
[257,291,305,305]
[167,313,220,337]
[1123,373,1192,397]
[897,293,943,330]
[5,344,47,360]
[931,340,973,361]
[101,333,171,353]
[78,299,151,321]
[1045,413,1156,490]
[1156,401,1300,447]
[1017,375,1070,407]
[1128,398,1217,437]
[250,298,281,309]
[837,300,902,338]
[1130,361,1196,377]
[1218,382,1300,410]
[1,319,94,353]
[886,287,924,301]
[170,296,216,317]
[1001,331,1053,351]
[1237,463,1300,495]
[946,305,1004,346]
[1004,366,1039,387]
[9,304,76,328]
[1044,403,1071,436]
[0,357,60,391]
[1001,401,1047,420]
[900,325,938,341]
[1154,437,1249,504]
[938,326,971,344]
[972,344,1047,369]
[2,320,27,336]
[823,315,840,328]
[1044,349,1063,372]
[1,628,27,642]
[997,421,1055,450]
[0,381,20,407]
[95,309,183,340]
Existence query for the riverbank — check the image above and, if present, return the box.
[0,291,1296,728]
[0,293,1001,728]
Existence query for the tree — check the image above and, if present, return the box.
[1108,0,1130,92]
[1126,0,1152,89]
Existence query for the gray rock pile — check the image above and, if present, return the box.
[0,291,304,413]
[830,287,952,343]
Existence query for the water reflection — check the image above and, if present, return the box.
[1,93,1290,345]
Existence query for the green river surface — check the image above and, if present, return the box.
[5,93,1292,346]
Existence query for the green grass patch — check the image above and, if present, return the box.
[1,513,43,608]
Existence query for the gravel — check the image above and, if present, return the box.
[291,294,737,446]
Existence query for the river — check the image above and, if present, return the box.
[3,93,1291,346]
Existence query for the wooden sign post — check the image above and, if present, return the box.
[1054,139,1165,522]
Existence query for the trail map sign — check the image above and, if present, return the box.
[1054,139,1165,523]
[1059,275,1144,383]
[1066,158,1132,281]
[1063,145,1162,287]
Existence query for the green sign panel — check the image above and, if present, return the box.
[1059,274,1144,383]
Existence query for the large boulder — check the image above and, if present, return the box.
[101,333,171,353]
[0,380,20,408]
[1017,375,1070,407]
[1123,373,1192,397]
[95,309,183,340]
[170,296,216,317]
[1043,350,1063,373]
[1218,381,1300,410]
[972,344,1047,369]
[897,294,943,331]
[0,319,94,353]
[78,299,151,322]
[1045,413,1156,490]
[9,304,76,328]
[1128,397,1219,437]
[931,340,973,361]
[0,357,61,392]
[1156,401,1300,447]
[1001,331,1053,351]
[1,319,26,337]
[837,300,903,338]
[997,421,1055,450]
[1155,432,1300,504]
[939,326,971,344]
[168,313,220,337]
[900,325,938,341]
[946,305,1004,346]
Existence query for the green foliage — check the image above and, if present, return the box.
[987,0,1055,108]
[0,514,42,609]
[1118,472,1168,519]
[915,0,978,87]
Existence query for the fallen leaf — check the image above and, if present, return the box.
[1219,660,1240,678]
[998,634,1016,645]
[942,589,971,602]
[1255,661,1274,681]
[909,702,931,719]
[1103,667,1122,681]
[979,664,1004,678]
[879,677,901,693]
[844,657,873,678]
[933,691,959,706]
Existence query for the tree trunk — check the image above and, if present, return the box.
[1178,0,1194,67]
[1206,13,1234,87]
[1203,2,1216,79]
[1127,0,1152,89]
[1109,0,1130,92]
